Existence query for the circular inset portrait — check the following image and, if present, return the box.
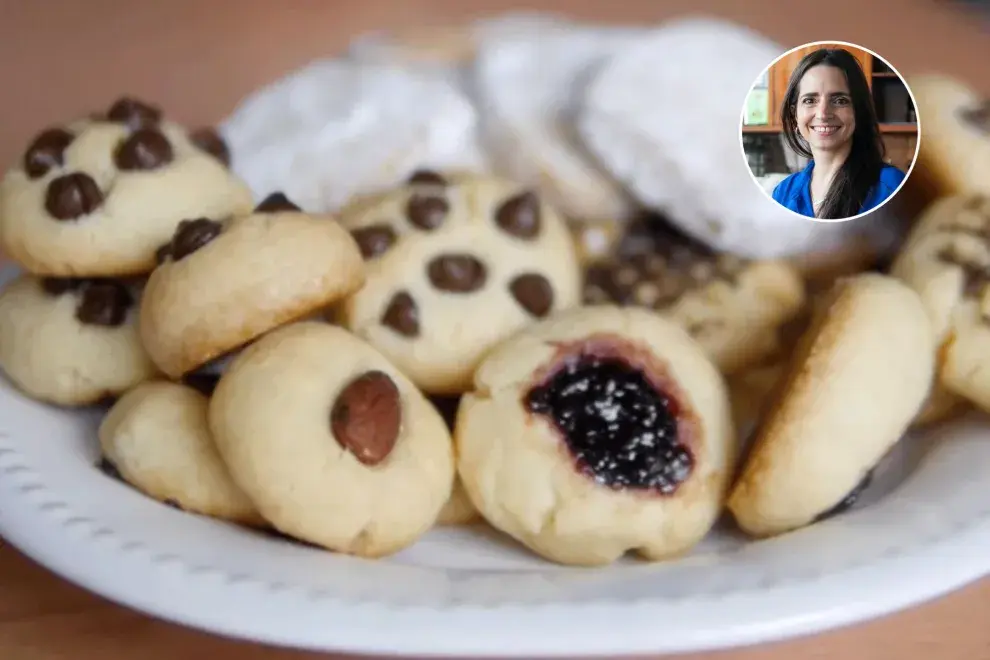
[740,41,919,222]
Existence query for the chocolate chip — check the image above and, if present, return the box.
[408,169,447,186]
[495,191,541,239]
[183,372,221,396]
[190,127,230,166]
[170,218,223,261]
[381,291,419,337]
[330,370,402,466]
[24,128,74,179]
[40,277,84,296]
[430,395,461,430]
[97,457,123,481]
[154,242,173,264]
[45,172,104,220]
[75,281,134,327]
[959,101,990,133]
[509,273,554,317]
[255,192,301,213]
[114,128,174,171]
[427,254,487,293]
[351,224,397,259]
[106,97,162,129]
[406,194,448,230]
[163,498,184,511]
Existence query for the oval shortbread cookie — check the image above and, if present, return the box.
[727,274,935,537]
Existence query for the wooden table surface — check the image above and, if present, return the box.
[1,1,990,658]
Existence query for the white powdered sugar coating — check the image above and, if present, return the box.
[220,60,487,213]
[578,17,856,259]
[471,21,643,222]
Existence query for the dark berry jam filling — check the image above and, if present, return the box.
[525,346,695,494]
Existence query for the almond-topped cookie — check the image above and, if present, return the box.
[583,214,806,374]
[208,322,455,558]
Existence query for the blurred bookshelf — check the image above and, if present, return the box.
[741,44,918,175]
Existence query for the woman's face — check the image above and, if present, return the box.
[795,64,856,152]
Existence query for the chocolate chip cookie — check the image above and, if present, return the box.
[99,380,263,525]
[339,172,582,394]
[583,214,806,374]
[890,194,990,413]
[0,273,158,405]
[0,97,252,277]
[908,75,990,197]
[456,305,735,566]
[208,322,455,558]
[728,274,935,538]
[139,193,365,378]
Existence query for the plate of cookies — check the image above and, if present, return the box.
[2,13,990,658]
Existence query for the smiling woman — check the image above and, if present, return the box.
[768,46,908,220]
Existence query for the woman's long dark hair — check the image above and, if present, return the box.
[780,48,885,219]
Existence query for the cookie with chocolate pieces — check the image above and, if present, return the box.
[139,193,366,378]
[339,173,581,394]
[0,273,158,405]
[583,214,806,374]
[0,97,252,277]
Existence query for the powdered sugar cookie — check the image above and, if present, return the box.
[220,60,486,213]
[456,305,735,566]
[578,18,840,259]
[99,380,262,525]
[727,274,934,537]
[0,98,252,276]
[472,23,640,222]
[140,193,365,378]
[209,322,455,557]
[0,273,158,406]
[339,172,582,394]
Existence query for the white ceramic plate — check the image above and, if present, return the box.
[1,261,989,657]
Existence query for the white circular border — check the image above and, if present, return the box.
[737,39,922,225]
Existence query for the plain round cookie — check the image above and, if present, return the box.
[0,98,252,276]
[456,305,735,566]
[889,195,990,413]
[727,274,935,538]
[209,321,455,557]
[339,172,582,394]
[428,395,480,526]
[0,273,158,405]
[99,381,263,525]
[139,194,365,378]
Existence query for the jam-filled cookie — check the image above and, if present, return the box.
[583,215,806,375]
[98,380,263,525]
[429,395,480,526]
[139,193,365,378]
[456,305,735,566]
[338,171,582,394]
[208,322,455,557]
[0,273,158,405]
[889,195,990,413]
[727,274,935,538]
[0,97,251,277]
[908,75,990,198]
